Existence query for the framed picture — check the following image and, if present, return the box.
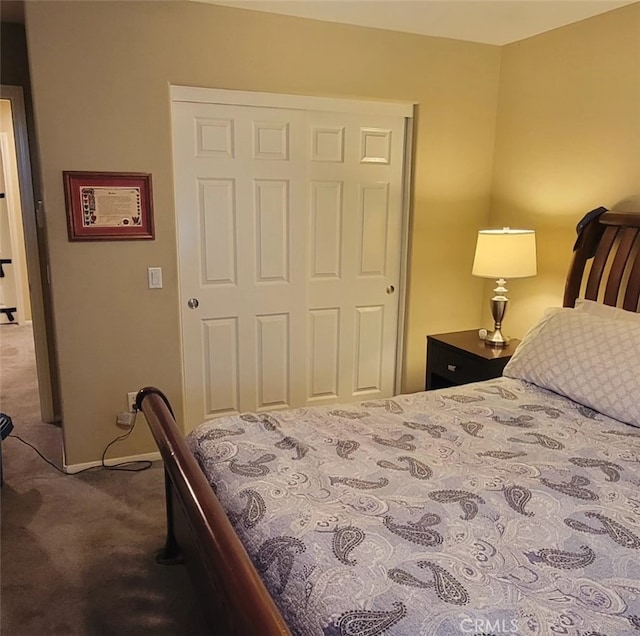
[63,171,154,241]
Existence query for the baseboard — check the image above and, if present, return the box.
[63,450,162,474]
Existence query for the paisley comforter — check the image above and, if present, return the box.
[187,378,640,636]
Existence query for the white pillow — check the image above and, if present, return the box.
[504,308,640,427]
[574,298,640,323]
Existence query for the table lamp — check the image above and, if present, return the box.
[472,227,537,347]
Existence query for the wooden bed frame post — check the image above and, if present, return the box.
[136,386,292,635]
[134,388,184,565]
[155,468,185,565]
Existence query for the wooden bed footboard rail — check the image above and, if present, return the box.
[136,387,291,636]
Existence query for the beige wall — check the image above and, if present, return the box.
[489,3,640,338]
[25,1,501,465]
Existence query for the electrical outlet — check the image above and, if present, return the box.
[127,392,138,412]
[116,412,136,429]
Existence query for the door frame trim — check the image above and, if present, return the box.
[171,85,415,400]
[395,115,415,395]
[171,85,414,118]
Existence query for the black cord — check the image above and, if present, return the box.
[100,412,152,472]
[7,411,152,475]
[8,433,67,474]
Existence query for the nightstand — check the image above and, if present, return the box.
[426,330,520,390]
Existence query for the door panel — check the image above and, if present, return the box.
[173,98,407,431]
[254,179,290,283]
[203,317,239,414]
[256,313,290,409]
[308,307,340,401]
[359,182,390,275]
[309,181,343,279]
[353,305,385,394]
[199,178,237,284]
[305,111,405,407]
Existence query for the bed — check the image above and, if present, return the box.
[137,209,640,636]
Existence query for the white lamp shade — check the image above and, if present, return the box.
[472,228,537,279]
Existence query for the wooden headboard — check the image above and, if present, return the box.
[564,211,640,311]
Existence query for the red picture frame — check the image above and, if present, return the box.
[63,171,154,241]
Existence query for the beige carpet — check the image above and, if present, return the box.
[0,324,209,635]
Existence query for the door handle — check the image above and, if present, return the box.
[386,285,395,295]
[187,298,200,309]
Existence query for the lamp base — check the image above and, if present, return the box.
[485,293,509,347]
[484,328,510,347]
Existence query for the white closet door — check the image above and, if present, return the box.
[305,111,405,406]
[172,95,407,431]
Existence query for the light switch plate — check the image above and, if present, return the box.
[148,267,163,289]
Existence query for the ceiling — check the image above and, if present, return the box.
[201,0,636,45]
[0,1,635,46]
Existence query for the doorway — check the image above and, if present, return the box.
[0,85,59,424]
[0,100,30,325]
